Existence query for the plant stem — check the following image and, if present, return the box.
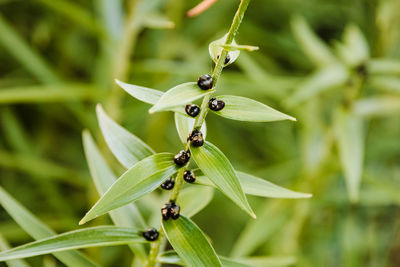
[145,1,251,266]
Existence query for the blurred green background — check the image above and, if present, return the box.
[1,0,400,266]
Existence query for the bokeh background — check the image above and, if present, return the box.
[1,0,400,266]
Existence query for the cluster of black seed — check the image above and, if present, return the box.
[161,202,180,220]
[160,177,174,190]
[187,129,204,147]
[183,170,196,183]
[142,228,159,241]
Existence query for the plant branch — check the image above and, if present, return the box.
[145,0,251,266]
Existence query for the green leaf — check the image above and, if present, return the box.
[195,171,311,199]
[116,79,163,105]
[211,95,296,122]
[369,76,400,93]
[209,34,240,66]
[285,64,349,107]
[352,96,400,117]
[191,141,256,218]
[149,82,213,113]
[179,186,214,218]
[162,215,222,267]
[96,104,154,168]
[82,131,147,264]
[0,234,30,267]
[0,226,145,262]
[368,59,400,75]
[0,186,98,267]
[291,16,337,67]
[80,153,179,224]
[219,44,259,52]
[334,108,365,203]
[174,113,207,144]
[142,13,174,29]
[342,24,369,65]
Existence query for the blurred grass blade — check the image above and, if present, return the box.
[80,153,179,224]
[212,95,296,122]
[191,141,256,218]
[291,16,336,67]
[0,14,58,83]
[0,186,99,267]
[285,64,349,107]
[368,59,400,75]
[0,226,145,261]
[334,108,365,203]
[82,130,147,264]
[209,34,240,66]
[149,82,213,113]
[343,24,369,65]
[162,215,222,267]
[0,84,100,104]
[174,113,207,144]
[352,96,400,117]
[96,104,154,168]
[195,170,311,199]
[0,234,30,267]
[116,79,163,105]
[142,13,174,29]
[179,186,214,218]
[369,76,400,93]
[237,256,296,267]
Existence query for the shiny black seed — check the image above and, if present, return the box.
[161,202,180,220]
[174,150,190,166]
[217,54,231,65]
[208,98,225,111]
[169,203,180,220]
[187,129,204,147]
[183,170,196,183]
[142,228,159,241]
[197,74,213,90]
[185,104,200,117]
[160,178,175,190]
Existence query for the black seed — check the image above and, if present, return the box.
[142,228,159,241]
[161,203,171,220]
[197,74,213,90]
[185,104,200,117]
[169,203,180,220]
[187,129,204,147]
[217,54,231,65]
[174,150,190,166]
[208,98,225,111]
[183,170,196,183]
[160,177,175,190]
[161,202,180,220]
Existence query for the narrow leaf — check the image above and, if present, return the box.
[195,171,311,199]
[179,186,214,218]
[162,215,222,267]
[174,113,206,144]
[116,79,163,105]
[0,235,30,267]
[0,186,98,267]
[209,34,240,66]
[149,82,213,113]
[352,96,400,117]
[211,95,296,122]
[191,141,256,218]
[0,227,145,261]
[368,59,400,75]
[80,153,179,224]
[82,131,147,263]
[219,44,259,52]
[142,13,174,29]
[334,108,365,202]
[96,105,154,168]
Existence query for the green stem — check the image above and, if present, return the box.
[145,1,251,266]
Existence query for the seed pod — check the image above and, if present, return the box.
[174,150,190,166]
[183,170,196,183]
[209,98,225,111]
[185,104,200,117]
[161,202,180,220]
[187,129,204,147]
[197,74,213,90]
[142,228,159,241]
[217,54,231,65]
[160,177,175,190]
